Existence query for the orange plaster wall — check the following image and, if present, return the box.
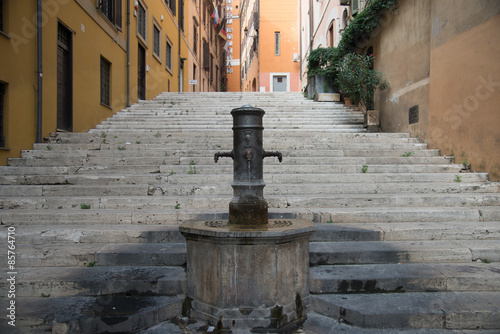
[429,14,500,180]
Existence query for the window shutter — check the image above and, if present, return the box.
[203,41,210,70]
[351,0,359,16]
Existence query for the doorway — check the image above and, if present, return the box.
[138,44,146,100]
[272,75,287,92]
[57,22,73,131]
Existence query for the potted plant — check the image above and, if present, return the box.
[336,53,389,129]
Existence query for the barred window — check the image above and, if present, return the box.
[165,39,172,70]
[100,57,111,107]
[98,0,122,29]
[275,31,280,55]
[137,2,146,40]
[0,0,4,32]
[153,24,160,58]
[0,83,5,147]
[165,0,176,16]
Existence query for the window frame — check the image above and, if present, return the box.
[165,35,173,73]
[98,0,122,30]
[165,0,176,16]
[136,0,147,46]
[275,31,280,56]
[100,56,111,107]
[0,82,5,147]
[152,18,162,62]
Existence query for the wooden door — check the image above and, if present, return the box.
[57,23,72,131]
[138,44,146,100]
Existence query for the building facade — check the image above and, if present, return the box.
[0,0,226,165]
[225,0,241,92]
[367,0,500,180]
[299,0,350,91]
[240,0,300,92]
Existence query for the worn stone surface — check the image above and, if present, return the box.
[180,219,314,330]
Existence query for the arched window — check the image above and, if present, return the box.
[327,20,335,46]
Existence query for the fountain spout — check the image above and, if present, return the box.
[214,151,233,163]
[263,150,283,162]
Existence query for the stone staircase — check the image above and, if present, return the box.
[1,92,499,333]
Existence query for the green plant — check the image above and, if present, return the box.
[136,141,141,144]
[401,151,415,157]
[362,164,368,173]
[454,175,462,183]
[175,203,181,209]
[336,53,389,109]
[46,145,52,151]
[86,261,96,267]
[80,203,91,209]
[169,170,176,176]
[100,132,107,138]
[188,161,198,174]
[118,146,126,151]
[165,152,169,157]
[154,132,162,138]
[41,293,50,298]
[306,0,399,93]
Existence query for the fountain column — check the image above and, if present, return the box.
[179,105,314,331]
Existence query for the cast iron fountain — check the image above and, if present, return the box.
[179,105,315,331]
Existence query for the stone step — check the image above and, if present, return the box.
[31,141,431,152]
[0,295,182,334]
[3,192,499,211]
[1,266,185,298]
[5,220,499,245]
[309,239,500,265]
[1,180,496,199]
[310,262,500,294]
[9,238,500,268]
[54,131,414,142]
[312,292,500,329]
[1,206,496,225]
[142,311,500,334]
[13,242,187,267]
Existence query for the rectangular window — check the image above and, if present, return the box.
[153,23,160,59]
[137,1,146,41]
[0,83,5,147]
[210,54,214,83]
[275,31,280,55]
[98,0,122,29]
[179,0,184,31]
[227,27,232,33]
[100,57,111,107]
[203,39,209,70]
[165,39,172,70]
[0,0,4,32]
[193,21,198,55]
[165,0,176,16]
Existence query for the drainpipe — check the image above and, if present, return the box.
[178,3,182,92]
[126,0,130,106]
[36,0,43,143]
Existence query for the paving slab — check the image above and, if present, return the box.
[312,292,500,329]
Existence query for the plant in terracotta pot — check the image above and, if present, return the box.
[336,53,389,110]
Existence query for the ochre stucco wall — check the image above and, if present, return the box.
[372,0,431,142]
[429,14,500,180]
[0,0,190,166]
[372,0,500,180]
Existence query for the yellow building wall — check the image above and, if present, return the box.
[0,0,191,166]
[0,0,45,165]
